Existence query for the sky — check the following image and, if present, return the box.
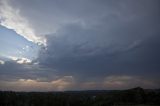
[0,0,160,91]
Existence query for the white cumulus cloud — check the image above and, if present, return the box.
[0,60,5,65]
[7,56,32,64]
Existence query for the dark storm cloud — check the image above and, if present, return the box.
[38,0,160,81]
[9,0,160,36]
[0,0,160,90]
[0,60,57,82]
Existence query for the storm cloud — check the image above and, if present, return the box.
[0,0,160,91]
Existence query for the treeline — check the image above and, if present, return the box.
[0,87,160,106]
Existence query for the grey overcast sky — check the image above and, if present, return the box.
[0,0,160,91]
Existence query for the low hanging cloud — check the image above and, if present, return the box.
[78,75,159,90]
[0,57,160,91]
[103,75,158,89]
[0,76,74,91]
[0,74,158,91]
[0,0,46,45]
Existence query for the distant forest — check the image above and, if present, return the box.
[0,87,160,106]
